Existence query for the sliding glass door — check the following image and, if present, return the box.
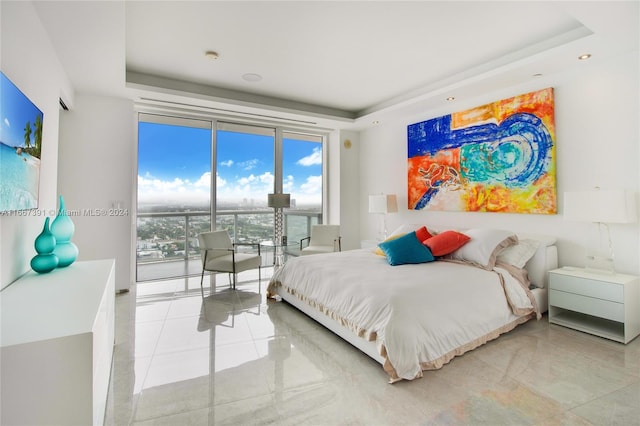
[136,114,213,282]
[282,131,323,243]
[215,123,275,242]
[135,113,325,282]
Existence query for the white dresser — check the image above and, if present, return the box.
[548,267,640,344]
[1,259,115,425]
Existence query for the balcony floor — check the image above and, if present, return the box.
[137,249,298,282]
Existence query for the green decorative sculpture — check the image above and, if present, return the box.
[50,195,78,267]
[31,217,59,273]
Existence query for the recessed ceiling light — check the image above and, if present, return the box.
[533,73,543,77]
[372,120,380,125]
[205,51,219,60]
[446,96,455,101]
[242,73,262,82]
[578,53,592,60]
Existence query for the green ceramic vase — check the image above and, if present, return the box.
[51,195,78,267]
[31,217,59,273]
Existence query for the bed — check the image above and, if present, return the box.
[267,226,558,382]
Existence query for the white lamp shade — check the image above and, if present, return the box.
[369,194,398,214]
[267,193,291,208]
[564,189,637,223]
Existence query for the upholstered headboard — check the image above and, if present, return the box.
[517,233,558,288]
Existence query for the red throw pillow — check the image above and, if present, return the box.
[414,226,433,243]
[423,230,470,256]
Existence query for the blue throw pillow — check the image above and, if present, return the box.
[377,231,435,266]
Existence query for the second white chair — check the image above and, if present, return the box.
[299,224,341,256]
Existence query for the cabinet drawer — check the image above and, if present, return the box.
[550,289,624,322]
[549,273,623,302]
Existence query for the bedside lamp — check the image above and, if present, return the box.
[369,194,398,240]
[564,188,637,274]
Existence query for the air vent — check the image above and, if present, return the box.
[137,97,318,126]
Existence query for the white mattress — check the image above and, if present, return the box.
[269,249,540,381]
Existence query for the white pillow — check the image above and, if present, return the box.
[449,228,518,270]
[496,239,540,269]
[388,224,428,238]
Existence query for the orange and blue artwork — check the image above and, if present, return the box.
[408,88,556,214]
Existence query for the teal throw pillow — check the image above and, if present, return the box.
[377,231,435,266]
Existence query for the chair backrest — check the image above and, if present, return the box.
[310,225,340,246]
[198,230,233,262]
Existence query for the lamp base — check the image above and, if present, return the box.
[585,255,615,275]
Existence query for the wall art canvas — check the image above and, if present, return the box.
[408,87,556,214]
[1,71,43,212]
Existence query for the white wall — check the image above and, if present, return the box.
[58,94,135,291]
[0,1,73,289]
[338,130,361,250]
[358,51,640,275]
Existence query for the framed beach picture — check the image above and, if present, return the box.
[408,88,556,214]
[0,71,44,212]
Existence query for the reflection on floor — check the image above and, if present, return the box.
[105,271,640,425]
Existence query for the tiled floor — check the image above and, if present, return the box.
[105,270,640,425]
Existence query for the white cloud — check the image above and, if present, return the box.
[4,118,10,128]
[216,172,227,188]
[299,175,322,195]
[220,160,234,167]
[297,147,322,166]
[239,159,259,171]
[237,171,273,186]
[137,170,323,207]
[194,172,211,188]
[138,173,209,204]
[216,171,275,203]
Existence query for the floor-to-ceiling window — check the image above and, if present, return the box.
[136,114,213,281]
[135,112,326,282]
[215,123,275,243]
[282,131,323,243]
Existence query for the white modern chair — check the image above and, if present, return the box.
[198,230,261,292]
[300,225,341,256]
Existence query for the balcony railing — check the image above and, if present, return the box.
[136,209,321,281]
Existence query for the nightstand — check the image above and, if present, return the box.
[548,267,640,343]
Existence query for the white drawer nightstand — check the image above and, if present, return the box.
[548,267,640,344]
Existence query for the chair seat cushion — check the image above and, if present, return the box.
[205,253,261,273]
[301,245,334,256]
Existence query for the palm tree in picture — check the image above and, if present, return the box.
[23,121,32,150]
[34,115,43,159]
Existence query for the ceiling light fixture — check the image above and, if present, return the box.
[242,73,262,82]
[372,120,380,125]
[533,73,543,77]
[578,53,592,60]
[446,96,455,101]
[204,51,219,60]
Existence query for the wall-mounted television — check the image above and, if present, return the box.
[1,71,44,212]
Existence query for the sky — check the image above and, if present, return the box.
[137,122,322,207]
[0,72,44,148]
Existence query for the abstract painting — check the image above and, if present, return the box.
[408,88,556,214]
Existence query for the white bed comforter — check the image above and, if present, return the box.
[268,249,536,381]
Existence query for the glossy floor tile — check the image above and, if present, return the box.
[105,273,640,425]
